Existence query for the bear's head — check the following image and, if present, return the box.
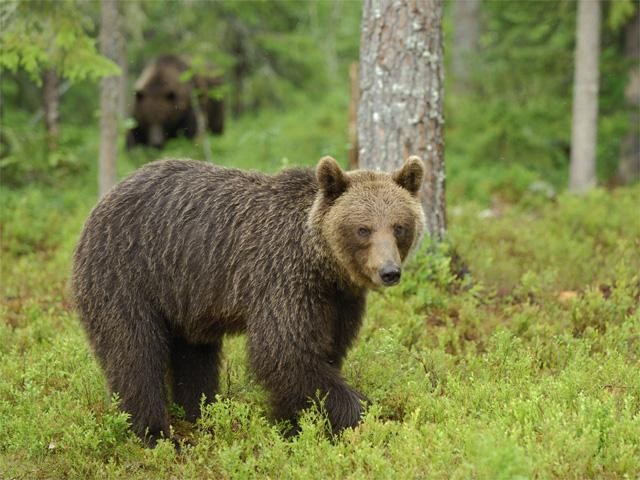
[310,156,426,289]
[132,56,193,148]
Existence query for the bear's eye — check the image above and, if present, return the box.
[394,225,406,237]
[135,91,144,102]
[357,227,371,238]
[165,91,177,102]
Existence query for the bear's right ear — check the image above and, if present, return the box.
[316,156,349,201]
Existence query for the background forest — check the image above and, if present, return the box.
[1,1,639,479]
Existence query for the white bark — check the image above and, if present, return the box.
[569,0,601,193]
[42,68,59,151]
[98,0,121,199]
[117,24,128,120]
[358,0,446,241]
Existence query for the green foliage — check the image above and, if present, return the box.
[606,0,637,30]
[2,0,634,196]
[121,88,350,176]
[2,147,639,477]
[0,109,100,187]
[450,187,640,293]
[0,0,119,84]
[1,4,638,475]
[1,0,361,187]
[123,0,361,114]
[446,1,576,177]
[445,0,633,192]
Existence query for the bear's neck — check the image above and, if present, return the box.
[304,224,367,298]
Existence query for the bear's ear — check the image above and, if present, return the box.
[316,156,349,201]
[393,156,425,197]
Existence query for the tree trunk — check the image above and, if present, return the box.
[98,0,121,199]
[569,0,601,193]
[617,10,640,185]
[117,22,128,120]
[42,68,59,151]
[358,0,446,241]
[451,0,480,92]
[191,88,213,163]
[228,21,249,117]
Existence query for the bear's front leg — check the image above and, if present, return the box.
[125,126,146,149]
[247,326,366,435]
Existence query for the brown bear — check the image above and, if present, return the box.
[71,156,425,445]
[126,55,224,149]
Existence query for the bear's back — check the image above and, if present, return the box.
[72,160,320,328]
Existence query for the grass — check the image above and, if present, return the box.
[1,99,639,478]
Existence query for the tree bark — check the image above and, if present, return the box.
[569,0,601,193]
[42,68,59,151]
[98,0,121,199]
[617,10,640,185]
[452,0,480,92]
[358,0,446,241]
[117,22,128,121]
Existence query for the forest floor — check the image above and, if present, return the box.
[1,108,639,478]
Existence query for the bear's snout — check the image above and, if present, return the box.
[148,124,165,148]
[379,263,401,286]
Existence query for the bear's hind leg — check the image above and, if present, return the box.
[169,337,222,422]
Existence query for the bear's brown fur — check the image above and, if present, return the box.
[71,156,425,445]
[126,55,224,149]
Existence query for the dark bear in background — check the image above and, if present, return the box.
[126,55,224,149]
[71,156,426,446]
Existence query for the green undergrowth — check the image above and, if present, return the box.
[1,102,639,477]
[2,172,638,479]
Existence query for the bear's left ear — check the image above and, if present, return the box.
[316,156,350,201]
[393,156,425,197]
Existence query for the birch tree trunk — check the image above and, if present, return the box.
[452,0,480,92]
[42,68,59,151]
[358,0,446,241]
[98,0,121,198]
[117,23,129,121]
[569,0,601,193]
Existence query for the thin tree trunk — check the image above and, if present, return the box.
[229,20,248,117]
[191,89,213,163]
[569,0,601,193]
[347,62,359,170]
[98,0,120,198]
[117,23,128,120]
[452,0,480,92]
[42,68,59,151]
[617,10,640,185]
[358,0,446,241]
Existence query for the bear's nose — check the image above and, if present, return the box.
[379,265,401,286]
